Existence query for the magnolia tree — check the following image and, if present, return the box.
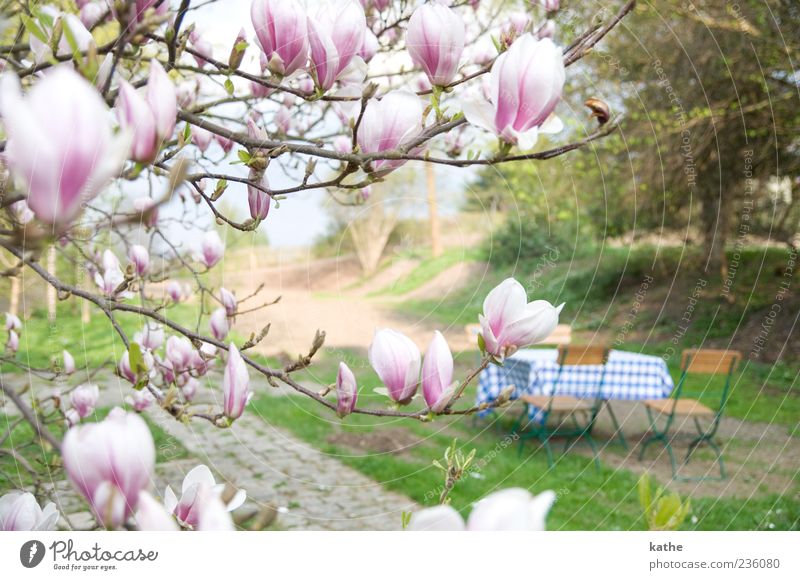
[0,0,634,531]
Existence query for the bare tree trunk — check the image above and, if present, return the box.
[350,210,397,275]
[426,163,442,258]
[701,192,730,294]
[9,275,20,318]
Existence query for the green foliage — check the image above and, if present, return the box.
[639,473,691,531]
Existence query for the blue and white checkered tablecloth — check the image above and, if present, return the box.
[476,349,675,420]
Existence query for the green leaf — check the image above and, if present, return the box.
[401,511,412,530]
[224,78,235,95]
[237,149,252,164]
[477,332,486,353]
[20,14,48,44]
[128,342,146,374]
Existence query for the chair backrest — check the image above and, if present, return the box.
[681,349,741,375]
[540,324,572,346]
[676,349,742,419]
[557,345,609,366]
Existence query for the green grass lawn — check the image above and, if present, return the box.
[368,248,485,297]
[249,392,799,531]
[250,349,798,531]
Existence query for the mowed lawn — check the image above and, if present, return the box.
[248,349,800,531]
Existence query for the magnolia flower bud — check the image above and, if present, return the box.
[335,362,358,417]
[70,384,99,418]
[308,0,366,91]
[479,278,563,359]
[223,344,250,420]
[368,329,420,404]
[251,0,309,76]
[422,331,456,412]
[182,376,199,401]
[407,1,465,86]
[129,244,150,276]
[62,349,76,375]
[166,281,183,303]
[0,67,129,225]
[0,491,59,531]
[62,408,155,528]
[247,170,271,221]
[219,288,237,316]
[209,308,230,341]
[200,231,225,268]
[228,28,248,70]
[117,80,158,162]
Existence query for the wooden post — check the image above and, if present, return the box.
[426,163,442,258]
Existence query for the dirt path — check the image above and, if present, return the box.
[222,253,482,356]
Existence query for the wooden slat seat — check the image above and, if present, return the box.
[644,398,714,416]
[520,394,594,413]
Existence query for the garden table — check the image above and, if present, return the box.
[476,349,675,421]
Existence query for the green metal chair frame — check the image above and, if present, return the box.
[638,349,742,481]
[512,346,611,472]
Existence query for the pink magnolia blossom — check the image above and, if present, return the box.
[79,2,106,28]
[223,344,250,420]
[5,313,21,332]
[540,0,560,12]
[407,1,465,86]
[408,488,557,531]
[133,0,168,22]
[421,331,456,412]
[127,389,156,412]
[356,90,424,174]
[135,491,178,531]
[119,349,154,384]
[182,376,200,401]
[192,126,214,152]
[134,322,165,351]
[251,0,309,76]
[215,134,235,154]
[308,0,366,91]
[336,362,358,418]
[0,491,59,531]
[189,30,214,67]
[0,67,129,225]
[462,34,565,149]
[368,328,421,404]
[116,61,177,162]
[200,231,225,268]
[479,278,563,359]
[129,244,150,276]
[6,330,19,354]
[209,308,230,341]
[166,336,195,372]
[62,408,155,528]
[164,465,246,528]
[360,29,379,62]
[70,384,99,418]
[10,200,34,224]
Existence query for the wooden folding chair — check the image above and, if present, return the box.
[513,345,611,471]
[639,349,742,480]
